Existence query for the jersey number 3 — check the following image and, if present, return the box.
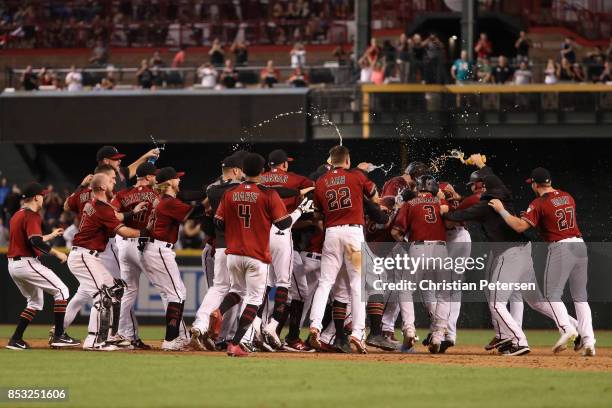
[239,204,251,228]
[555,207,575,231]
[326,187,352,211]
[423,205,437,223]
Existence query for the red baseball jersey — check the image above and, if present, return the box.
[314,168,377,228]
[521,190,582,242]
[261,168,314,212]
[72,200,124,252]
[111,186,159,230]
[393,193,447,242]
[381,176,409,199]
[455,192,482,211]
[215,182,288,263]
[65,187,93,214]
[7,208,43,258]
[150,194,194,244]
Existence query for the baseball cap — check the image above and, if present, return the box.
[156,167,185,183]
[525,167,551,184]
[136,162,157,177]
[268,149,294,166]
[221,155,242,169]
[21,182,49,199]
[243,153,266,177]
[96,145,126,161]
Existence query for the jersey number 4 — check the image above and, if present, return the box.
[239,204,251,228]
[555,207,575,231]
[326,187,352,211]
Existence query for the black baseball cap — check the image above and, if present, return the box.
[243,153,266,177]
[136,162,157,177]
[96,145,126,161]
[21,182,49,199]
[222,155,242,169]
[268,149,294,166]
[156,167,185,183]
[525,167,551,184]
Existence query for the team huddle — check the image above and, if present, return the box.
[4,144,596,357]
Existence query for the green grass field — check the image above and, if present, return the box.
[1,325,611,408]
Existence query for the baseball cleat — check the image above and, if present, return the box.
[552,328,578,354]
[383,330,400,345]
[502,345,531,356]
[333,337,352,354]
[308,327,321,350]
[402,328,417,350]
[366,333,397,351]
[6,338,30,350]
[189,327,205,351]
[106,334,132,348]
[439,340,455,354]
[349,336,368,354]
[215,339,228,351]
[422,332,432,347]
[319,341,338,353]
[208,309,223,340]
[491,338,512,351]
[283,338,315,353]
[48,326,55,345]
[252,332,275,352]
[50,333,80,348]
[262,324,282,349]
[484,336,501,351]
[131,339,152,350]
[227,342,249,357]
[428,340,441,354]
[239,342,258,353]
[84,342,119,351]
[582,345,596,357]
[573,334,584,352]
[161,337,186,351]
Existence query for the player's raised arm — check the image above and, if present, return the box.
[127,148,160,179]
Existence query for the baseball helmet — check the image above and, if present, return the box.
[415,175,439,196]
[405,161,429,179]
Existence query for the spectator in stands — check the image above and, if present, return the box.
[288,66,309,87]
[136,59,154,89]
[560,37,576,64]
[89,39,109,65]
[607,37,612,62]
[557,57,576,82]
[424,33,445,84]
[62,215,79,248]
[0,177,9,209]
[365,38,381,65]
[396,33,412,83]
[544,58,558,84]
[573,63,586,82]
[451,50,475,84]
[99,67,117,89]
[43,185,63,224]
[358,57,372,83]
[492,55,514,84]
[411,33,425,82]
[231,41,249,66]
[209,38,225,67]
[65,65,83,91]
[585,45,606,80]
[150,51,166,67]
[0,217,8,247]
[151,65,166,89]
[2,184,21,221]
[198,62,218,88]
[383,63,400,84]
[475,33,492,60]
[21,65,38,91]
[220,60,239,88]
[514,61,532,84]
[290,42,307,68]
[38,67,56,87]
[172,45,186,68]
[371,61,384,85]
[597,61,611,83]
[333,45,349,66]
[260,60,280,88]
[514,30,531,62]
[381,39,397,65]
[476,57,493,83]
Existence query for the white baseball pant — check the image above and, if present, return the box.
[445,226,471,342]
[299,251,321,326]
[227,254,269,306]
[116,237,148,341]
[309,225,366,340]
[193,247,231,332]
[8,257,69,311]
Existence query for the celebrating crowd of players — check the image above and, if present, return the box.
[4,143,595,357]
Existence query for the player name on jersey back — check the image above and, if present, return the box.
[521,190,582,242]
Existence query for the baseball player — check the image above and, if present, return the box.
[260,149,314,350]
[95,145,160,192]
[143,167,206,351]
[191,155,244,351]
[391,175,450,354]
[489,167,595,356]
[5,182,80,350]
[113,162,159,350]
[66,173,145,350]
[309,145,379,354]
[213,153,313,356]
[381,161,428,202]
